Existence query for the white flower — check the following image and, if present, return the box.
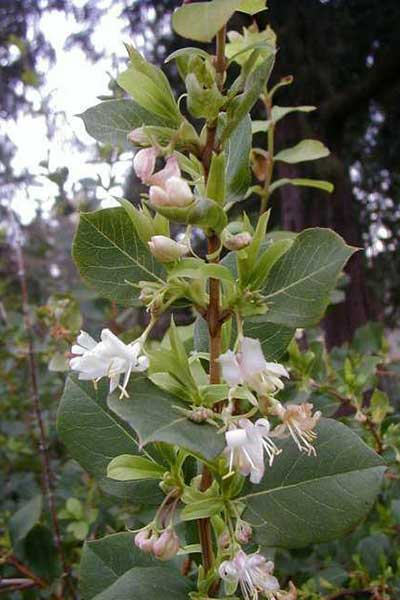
[223,231,253,251]
[218,337,289,399]
[148,235,188,262]
[219,550,280,600]
[225,418,281,484]
[272,402,321,456]
[70,329,149,398]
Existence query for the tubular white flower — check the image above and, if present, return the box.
[148,235,188,262]
[219,550,281,600]
[225,418,281,484]
[272,402,321,456]
[218,337,289,398]
[70,329,149,398]
[148,155,180,187]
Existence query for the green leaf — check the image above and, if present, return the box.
[118,47,181,127]
[271,105,316,123]
[275,139,330,164]
[206,152,226,204]
[222,53,275,142]
[68,521,89,541]
[107,455,165,481]
[25,524,60,580]
[80,532,158,599]
[72,208,165,306]
[168,258,235,283]
[172,0,242,43]
[9,495,42,547]
[244,319,295,360]
[165,47,210,64]
[262,228,356,327]
[181,497,225,521]
[108,376,224,463]
[238,0,268,14]
[269,178,334,195]
[57,376,162,504]
[91,567,193,600]
[78,100,165,149]
[186,74,225,121]
[226,115,252,203]
[240,418,385,548]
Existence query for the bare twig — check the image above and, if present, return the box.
[9,214,76,599]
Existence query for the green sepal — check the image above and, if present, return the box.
[152,195,227,234]
[107,455,166,481]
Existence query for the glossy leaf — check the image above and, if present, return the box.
[240,418,385,548]
[167,258,235,283]
[244,319,295,360]
[108,376,225,462]
[172,0,242,43]
[262,228,356,327]
[270,178,334,195]
[275,139,330,164]
[80,532,158,600]
[57,376,162,504]
[153,195,227,233]
[78,100,165,149]
[226,115,252,203]
[93,567,193,600]
[72,208,165,306]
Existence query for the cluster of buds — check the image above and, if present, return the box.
[132,144,194,208]
[135,527,180,561]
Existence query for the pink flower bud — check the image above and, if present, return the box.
[152,529,180,561]
[148,235,188,262]
[223,232,252,251]
[149,185,170,207]
[135,529,156,553]
[148,155,180,187]
[128,127,148,144]
[133,147,158,183]
[236,521,253,544]
[165,177,193,207]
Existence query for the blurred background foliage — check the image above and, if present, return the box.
[1,1,400,598]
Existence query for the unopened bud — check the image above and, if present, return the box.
[235,521,253,544]
[135,529,156,553]
[223,232,252,251]
[152,529,180,561]
[128,127,148,145]
[133,147,158,183]
[150,177,193,208]
[148,235,188,262]
[188,407,214,423]
[148,155,180,187]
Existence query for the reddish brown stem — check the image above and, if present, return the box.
[196,26,227,587]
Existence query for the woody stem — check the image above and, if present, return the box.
[196,24,226,585]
